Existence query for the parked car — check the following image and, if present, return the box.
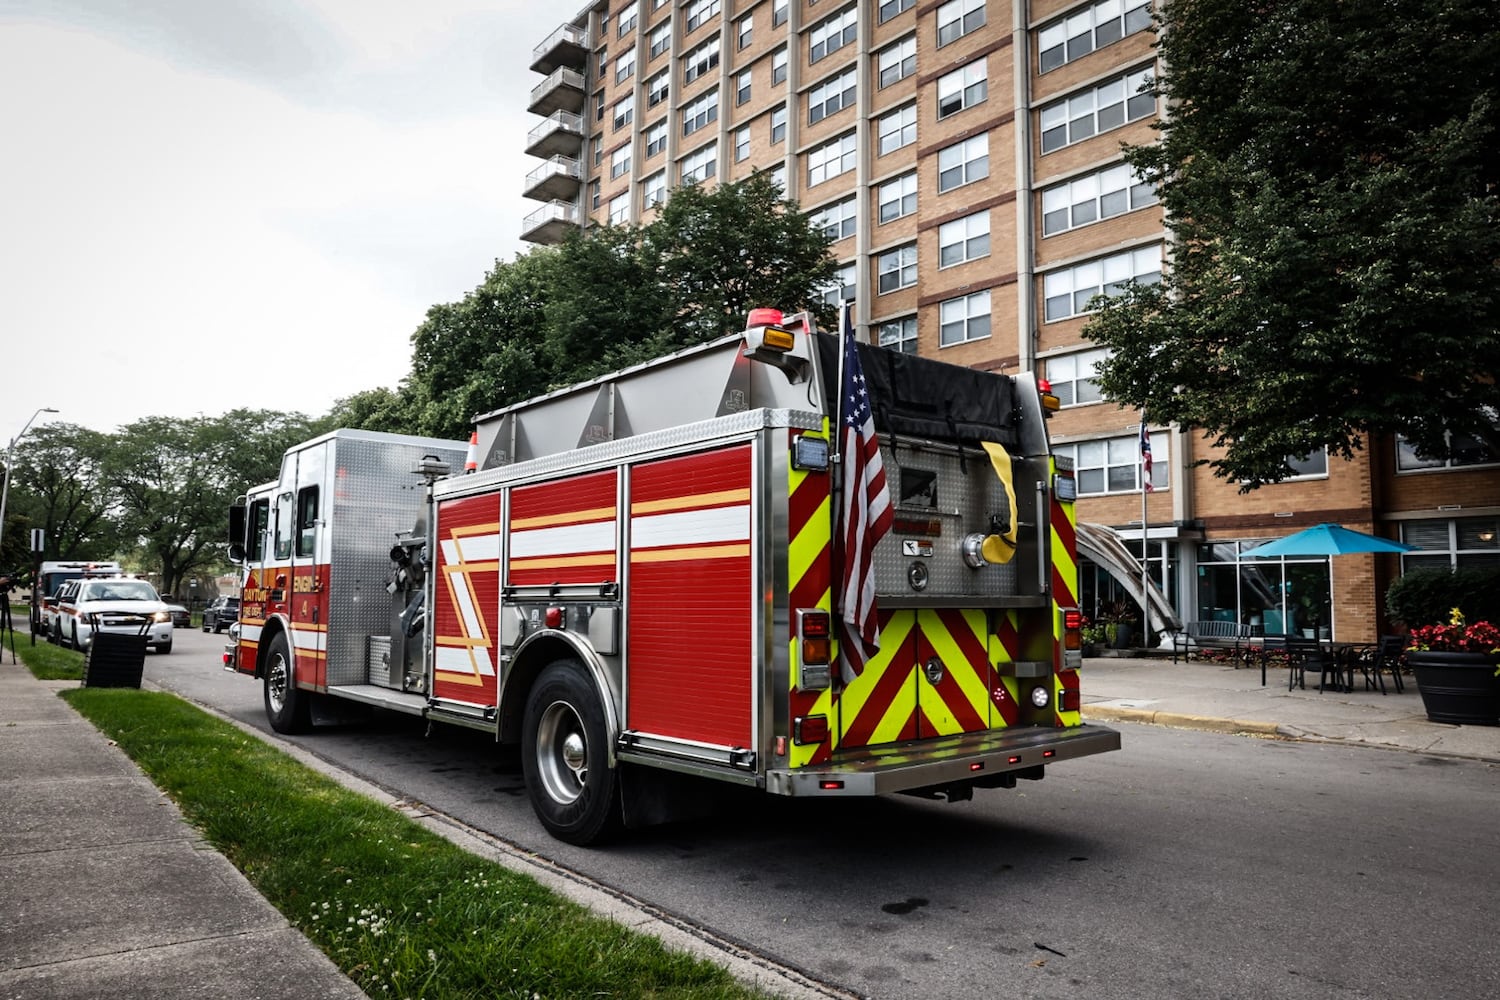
[55,577,173,654]
[202,595,240,633]
[164,603,192,629]
[43,579,82,641]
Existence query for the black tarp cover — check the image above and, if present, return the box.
[814,333,1021,447]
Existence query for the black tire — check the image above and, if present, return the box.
[521,659,620,845]
[202,621,210,632]
[263,632,311,734]
[155,639,173,655]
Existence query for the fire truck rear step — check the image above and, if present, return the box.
[765,724,1122,797]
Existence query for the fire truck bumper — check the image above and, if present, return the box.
[765,723,1120,797]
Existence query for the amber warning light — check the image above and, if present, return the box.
[1037,377,1061,412]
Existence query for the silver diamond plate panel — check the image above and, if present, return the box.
[874,442,1027,602]
[325,434,467,686]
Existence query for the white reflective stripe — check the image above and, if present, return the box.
[240,624,263,642]
[291,628,321,652]
[435,644,495,676]
[448,566,484,643]
[631,504,749,548]
[454,533,500,561]
[510,520,615,557]
[440,539,459,564]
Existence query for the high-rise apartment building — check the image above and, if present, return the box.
[524,0,1499,642]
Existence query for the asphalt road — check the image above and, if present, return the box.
[148,628,1500,1000]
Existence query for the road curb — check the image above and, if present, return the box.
[1083,705,1282,736]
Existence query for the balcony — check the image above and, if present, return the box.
[530,23,588,76]
[523,156,583,203]
[528,67,587,117]
[525,110,585,159]
[521,200,582,245]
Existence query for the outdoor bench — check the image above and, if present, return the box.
[1171,620,1255,664]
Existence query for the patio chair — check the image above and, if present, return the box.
[1286,637,1344,692]
[1368,635,1407,694]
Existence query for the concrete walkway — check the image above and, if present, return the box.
[0,663,367,1000]
[1080,652,1500,762]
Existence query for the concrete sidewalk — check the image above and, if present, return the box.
[1080,653,1500,762]
[0,663,367,1000]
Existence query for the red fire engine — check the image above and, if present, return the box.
[227,310,1119,844]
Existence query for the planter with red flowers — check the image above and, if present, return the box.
[1405,610,1500,726]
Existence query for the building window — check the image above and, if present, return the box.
[592,134,604,166]
[650,21,671,59]
[1043,245,1162,321]
[737,14,752,49]
[598,48,609,76]
[937,0,986,48]
[1045,348,1107,406]
[642,170,667,209]
[809,6,858,64]
[1040,66,1155,154]
[808,67,857,123]
[936,59,986,119]
[877,244,918,293]
[807,132,857,186]
[613,94,634,130]
[878,315,918,353]
[685,0,720,33]
[735,125,750,161]
[766,163,787,192]
[878,36,916,88]
[1041,162,1157,236]
[589,179,601,210]
[618,1,638,35]
[736,69,752,105]
[939,289,990,346]
[773,0,788,29]
[595,91,606,122]
[877,171,917,223]
[877,103,917,155]
[610,143,632,179]
[1039,1,1153,74]
[1285,451,1328,479]
[819,262,857,307]
[772,46,788,85]
[680,142,717,184]
[683,36,720,83]
[1397,417,1499,471]
[647,70,669,107]
[645,119,667,157]
[813,196,857,241]
[1401,516,1500,571]
[1059,432,1167,495]
[937,133,988,192]
[770,104,787,144]
[938,210,989,268]
[615,46,636,84]
[879,0,916,25]
[608,191,630,225]
[683,90,718,136]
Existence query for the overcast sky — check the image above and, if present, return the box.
[1,0,557,444]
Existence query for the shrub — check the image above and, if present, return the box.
[1385,567,1500,628]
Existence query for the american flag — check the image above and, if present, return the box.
[1140,413,1154,493]
[838,320,893,661]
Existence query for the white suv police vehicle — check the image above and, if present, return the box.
[55,577,174,655]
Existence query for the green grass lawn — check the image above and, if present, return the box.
[8,630,773,1000]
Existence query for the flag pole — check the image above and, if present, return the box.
[1140,408,1150,645]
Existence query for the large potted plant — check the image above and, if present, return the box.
[1100,600,1138,649]
[1405,609,1500,726]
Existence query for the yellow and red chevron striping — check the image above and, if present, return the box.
[786,428,835,767]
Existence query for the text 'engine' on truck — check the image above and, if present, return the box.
[226,310,1120,844]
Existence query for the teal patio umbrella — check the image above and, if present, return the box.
[1242,523,1416,558]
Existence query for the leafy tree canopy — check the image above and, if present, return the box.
[1086,0,1500,487]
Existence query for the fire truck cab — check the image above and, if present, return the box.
[230,311,1119,844]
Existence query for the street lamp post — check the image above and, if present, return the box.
[0,408,59,642]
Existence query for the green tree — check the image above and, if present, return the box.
[319,386,420,437]
[1085,0,1500,487]
[405,250,560,440]
[106,411,316,596]
[649,172,840,344]
[2,423,123,567]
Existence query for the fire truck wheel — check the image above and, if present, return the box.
[263,632,311,734]
[522,659,620,845]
